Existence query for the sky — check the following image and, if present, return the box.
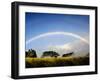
[25,12,89,57]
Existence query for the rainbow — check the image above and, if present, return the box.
[26,32,89,45]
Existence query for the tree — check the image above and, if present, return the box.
[31,49,37,57]
[42,51,59,58]
[25,51,28,57]
[62,52,74,57]
[26,49,37,58]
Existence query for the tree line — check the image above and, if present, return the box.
[25,49,74,58]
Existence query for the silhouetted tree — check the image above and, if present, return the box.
[62,52,74,57]
[26,49,37,58]
[25,51,28,57]
[42,51,59,58]
[31,49,37,57]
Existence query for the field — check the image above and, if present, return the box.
[25,56,89,68]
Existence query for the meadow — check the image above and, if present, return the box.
[25,56,89,68]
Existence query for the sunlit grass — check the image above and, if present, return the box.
[25,56,89,68]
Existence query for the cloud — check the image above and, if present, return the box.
[47,37,89,57]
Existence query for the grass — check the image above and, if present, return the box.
[25,56,89,68]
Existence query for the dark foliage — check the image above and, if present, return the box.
[62,52,74,57]
[42,51,60,58]
[26,49,37,58]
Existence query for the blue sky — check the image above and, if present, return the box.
[25,12,89,55]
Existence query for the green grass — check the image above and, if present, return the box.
[25,56,89,68]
